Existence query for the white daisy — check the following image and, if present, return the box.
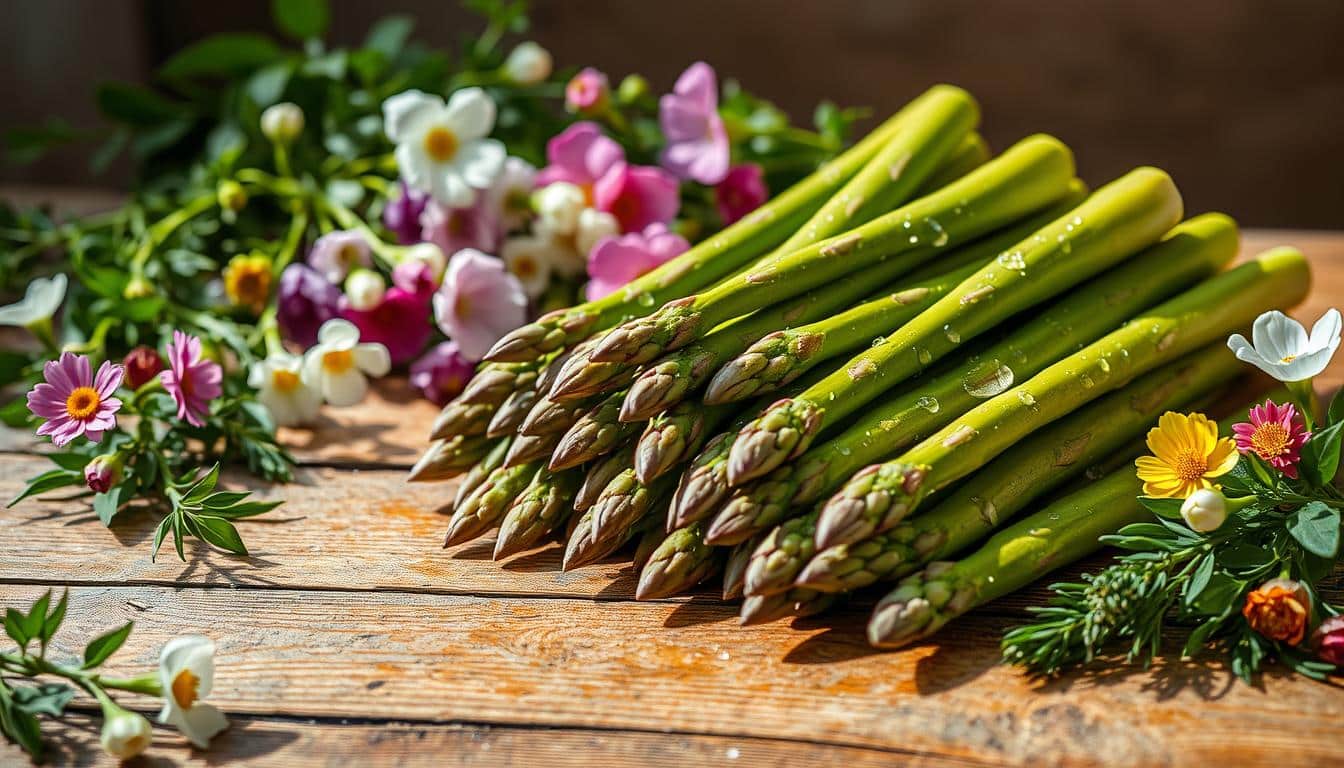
[383,88,506,207]
[302,319,391,407]
[248,352,322,426]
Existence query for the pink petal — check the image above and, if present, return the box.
[94,361,124,397]
[673,61,718,112]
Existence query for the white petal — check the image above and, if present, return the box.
[353,343,391,377]
[382,90,441,143]
[1228,333,1283,379]
[1282,346,1335,381]
[395,143,432,193]
[322,369,369,407]
[430,168,475,207]
[1308,308,1342,353]
[442,87,496,140]
[454,139,506,189]
[317,318,360,347]
[1251,310,1307,362]
[247,362,268,389]
[170,703,229,749]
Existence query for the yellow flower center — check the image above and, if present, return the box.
[1280,354,1297,363]
[512,256,538,280]
[171,668,200,709]
[339,244,362,268]
[1173,450,1208,482]
[1251,422,1292,458]
[272,368,301,393]
[65,386,101,420]
[423,126,459,163]
[322,348,355,374]
[225,260,273,310]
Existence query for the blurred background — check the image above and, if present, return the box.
[3,0,1342,227]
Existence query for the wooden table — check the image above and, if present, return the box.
[2,230,1343,767]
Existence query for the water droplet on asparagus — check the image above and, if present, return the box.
[1080,374,1095,389]
[963,360,1014,398]
[916,347,932,365]
[636,292,655,307]
[916,396,940,414]
[944,324,961,344]
[997,251,1026,271]
[1017,391,1038,409]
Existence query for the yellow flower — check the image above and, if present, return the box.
[1134,411,1239,498]
[223,254,273,313]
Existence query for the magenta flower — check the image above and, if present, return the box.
[420,197,501,258]
[536,122,624,191]
[383,181,429,244]
[160,331,223,428]
[26,352,124,446]
[432,249,528,361]
[585,223,690,301]
[565,67,610,113]
[593,163,680,234]
[659,61,730,185]
[410,341,476,406]
[308,230,371,285]
[342,286,434,365]
[277,263,342,348]
[84,454,123,493]
[1232,399,1311,479]
[391,259,438,299]
[715,164,768,225]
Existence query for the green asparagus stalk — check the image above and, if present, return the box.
[545,346,642,402]
[817,246,1310,550]
[796,342,1241,593]
[703,183,1089,405]
[406,434,493,482]
[485,386,539,438]
[709,212,1238,542]
[519,393,598,436]
[867,468,1146,648]
[635,522,720,599]
[458,362,540,406]
[494,466,583,559]
[667,431,738,530]
[452,437,511,511]
[482,92,926,363]
[575,442,635,512]
[589,134,1076,367]
[428,399,496,440]
[444,461,541,547]
[728,166,1183,485]
[549,389,640,470]
[722,534,764,600]
[740,588,835,626]
[503,430,563,468]
[564,474,672,570]
[919,132,991,191]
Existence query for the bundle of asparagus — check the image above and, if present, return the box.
[407,83,1314,652]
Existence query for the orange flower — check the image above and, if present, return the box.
[1242,578,1310,645]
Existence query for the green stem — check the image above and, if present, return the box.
[1285,378,1319,431]
[129,193,217,280]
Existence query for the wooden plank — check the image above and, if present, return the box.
[2,585,1341,768]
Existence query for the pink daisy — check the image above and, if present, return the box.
[1231,398,1311,479]
[160,330,223,427]
[26,352,124,446]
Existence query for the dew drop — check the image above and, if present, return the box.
[908,235,919,245]
[944,324,961,344]
[1080,374,1095,389]
[927,218,949,247]
[1017,391,1038,409]
[916,347,933,365]
[636,292,655,307]
[1071,215,1083,226]
[963,360,1014,398]
[870,335,886,347]
[916,396,940,414]
[997,250,1026,271]
[1097,358,1111,373]
[838,445,852,456]
[828,391,836,401]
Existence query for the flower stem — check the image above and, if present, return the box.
[1285,378,1319,431]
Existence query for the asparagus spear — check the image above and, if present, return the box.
[564,473,673,569]
[458,362,540,406]
[722,534,764,600]
[485,385,539,438]
[867,468,1145,648]
[575,442,635,512]
[635,522,720,599]
[740,588,835,626]
[549,389,640,470]
[796,342,1241,593]
[428,399,496,439]
[919,132,990,191]
[589,134,1075,367]
[503,430,563,468]
[444,461,540,547]
[743,510,819,597]
[519,393,598,436]
[633,524,668,571]
[482,91,925,363]
[728,166,1183,485]
[452,437,511,511]
[406,434,493,482]
[494,466,583,559]
[817,246,1311,550]
[709,212,1238,542]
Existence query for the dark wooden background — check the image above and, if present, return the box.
[3,0,1342,228]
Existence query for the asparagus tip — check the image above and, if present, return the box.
[867,593,935,649]
[738,594,795,626]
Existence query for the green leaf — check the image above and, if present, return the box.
[1217,543,1273,570]
[1287,501,1340,558]
[180,464,222,504]
[1137,496,1185,520]
[160,34,282,80]
[151,516,172,563]
[301,50,347,80]
[211,500,282,519]
[1329,387,1344,427]
[1301,420,1342,487]
[82,621,133,669]
[1183,553,1215,607]
[7,468,83,508]
[1192,573,1246,615]
[93,484,127,526]
[273,0,330,39]
[38,590,67,646]
[0,683,45,760]
[364,15,414,57]
[0,396,33,428]
[21,592,50,643]
[191,515,249,555]
[5,608,30,648]
[202,491,250,509]
[45,452,93,472]
[11,683,75,717]
[246,62,293,106]
[95,82,189,126]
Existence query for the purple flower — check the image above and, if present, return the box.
[308,230,372,284]
[410,341,475,406]
[122,346,163,390]
[715,164,768,225]
[84,454,123,493]
[565,67,610,113]
[160,331,223,428]
[593,163,681,233]
[277,264,342,348]
[420,197,501,258]
[659,62,729,185]
[536,122,625,191]
[383,182,429,244]
[342,286,434,365]
[26,352,124,446]
[432,249,528,361]
[585,223,690,301]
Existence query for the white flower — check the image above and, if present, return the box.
[1227,309,1341,382]
[533,182,586,237]
[343,268,386,311]
[383,88,506,207]
[488,157,538,231]
[574,208,620,264]
[101,705,153,759]
[501,236,556,298]
[502,41,553,85]
[0,273,67,328]
[1180,488,1228,533]
[260,102,304,144]
[248,352,321,426]
[400,242,447,284]
[157,635,228,749]
[302,319,391,406]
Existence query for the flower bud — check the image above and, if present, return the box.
[84,454,124,494]
[100,705,152,759]
[1243,578,1310,645]
[123,274,155,300]
[502,41,552,86]
[400,243,447,284]
[565,67,610,113]
[260,102,305,144]
[534,182,586,237]
[1311,615,1344,666]
[1179,488,1228,532]
[123,345,165,389]
[343,268,386,312]
[217,180,248,213]
[617,74,650,105]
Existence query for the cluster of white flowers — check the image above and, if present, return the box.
[249,319,390,427]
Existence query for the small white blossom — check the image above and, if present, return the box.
[502,41,553,86]
[0,273,67,328]
[248,352,321,426]
[101,706,153,759]
[575,208,620,264]
[383,88,505,207]
[400,242,448,284]
[157,635,229,749]
[260,102,304,144]
[302,319,391,406]
[1227,309,1341,382]
[501,236,557,299]
[343,268,386,311]
[1180,488,1228,533]
[533,182,586,237]
[488,156,538,231]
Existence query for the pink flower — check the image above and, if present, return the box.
[715,164,768,225]
[410,341,475,405]
[84,454,123,494]
[1312,615,1344,666]
[536,122,624,191]
[383,181,429,244]
[420,197,501,258]
[308,231,371,284]
[585,223,690,301]
[160,331,223,428]
[26,352,124,446]
[342,286,434,365]
[593,163,680,234]
[1232,399,1311,479]
[659,62,729,185]
[432,249,528,361]
[565,67,610,113]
